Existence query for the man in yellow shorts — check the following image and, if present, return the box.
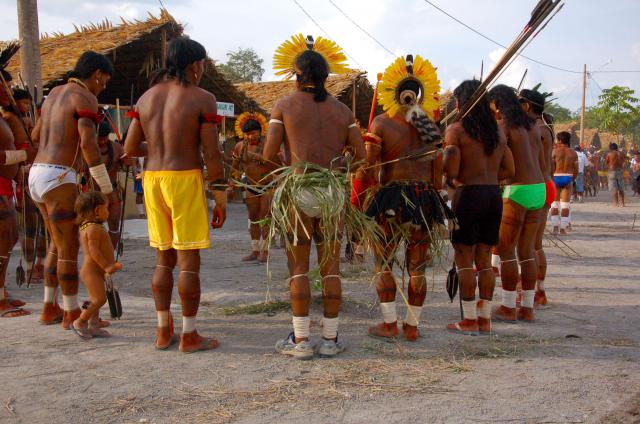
[125,37,227,353]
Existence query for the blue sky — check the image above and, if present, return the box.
[1,0,639,111]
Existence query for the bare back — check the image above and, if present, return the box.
[80,224,115,274]
[538,119,553,180]
[0,117,17,180]
[136,80,217,171]
[373,114,436,184]
[270,92,356,169]
[553,145,578,174]
[501,121,544,185]
[606,150,625,171]
[34,83,98,169]
[443,121,512,186]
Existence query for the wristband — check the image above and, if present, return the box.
[89,163,113,194]
[4,150,27,165]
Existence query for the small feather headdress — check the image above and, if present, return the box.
[235,111,268,138]
[273,34,349,80]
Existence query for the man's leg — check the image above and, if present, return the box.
[43,185,80,329]
[403,235,430,341]
[152,248,176,349]
[0,197,28,317]
[36,201,62,324]
[368,235,399,338]
[177,248,218,353]
[550,187,561,234]
[257,193,273,262]
[475,243,495,334]
[316,236,344,356]
[494,200,525,322]
[534,205,550,308]
[447,243,479,335]
[243,195,261,261]
[136,192,145,217]
[560,187,571,235]
[517,209,542,322]
[107,197,122,249]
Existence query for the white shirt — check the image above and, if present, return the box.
[577,151,587,173]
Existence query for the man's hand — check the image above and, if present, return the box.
[120,153,136,167]
[211,190,227,229]
[105,261,122,274]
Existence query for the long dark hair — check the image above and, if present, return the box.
[68,51,113,80]
[295,50,329,102]
[151,37,206,86]
[453,79,499,155]
[489,84,532,130]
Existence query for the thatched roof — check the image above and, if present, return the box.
[235,71,377,125]
[553,121,623,149]
[3,9,257,112]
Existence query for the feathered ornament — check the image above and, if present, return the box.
[0,41,20,76]
[235,111,268,139]
[378,54,442,146]
[273,34,349,80]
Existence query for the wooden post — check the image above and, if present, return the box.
[17,0,42,102]
[115,98,122,136]
[579,64,587,148]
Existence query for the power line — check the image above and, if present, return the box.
[328,0,395,57]
[420,0,640,75]
[290,0,364,69]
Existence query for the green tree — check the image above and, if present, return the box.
[592,85,639,141]
[217,48,264,83]
[545,102,574,123]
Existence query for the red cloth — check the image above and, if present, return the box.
[15,142,30,150]
[0,176,13,197]
[350,177,374,209]
[75,109,102,125]
[200,113,223,124]
[545,179,556,207]
[126,110,140,120]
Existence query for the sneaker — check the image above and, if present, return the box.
[316,335,345,357]
[275,332,314,360]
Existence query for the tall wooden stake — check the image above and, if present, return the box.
[579,64,587,147]
[17,0,42,102]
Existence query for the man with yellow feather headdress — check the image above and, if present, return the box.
[262,34,367,360]
[351,54,452,341]
[230,111,272,262]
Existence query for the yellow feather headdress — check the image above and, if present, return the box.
[235,111,268,139]
[273,34,350,80]
[378,55,441,120]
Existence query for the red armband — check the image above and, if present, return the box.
[350,177,375,209]
[126,110,140,120]
[363,133,382,148]
[74,110,103,126]
[200,113,223,125]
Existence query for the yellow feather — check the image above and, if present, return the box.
[235,112,269,139]
[273,33,349,80]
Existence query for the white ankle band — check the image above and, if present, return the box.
[157,310,169,327]
[550,214,560,226]
[380,301,397,324]
[522,290,535,309]
[462,300,477,320]
[560,216,570,229]
[292,316,310,339]
[477,299,491,319]
[251,239,259,252]
[501,289,517,309]
[537,280,545,291]
[491,254,500,269]
[560,201,570,210]
[405,305,422,326]
[322,316,339,340]
[44,286,56,303]
[182,316,196,333]
[137,204,145,215]
[62,294,78,312]
[0,290,5,301]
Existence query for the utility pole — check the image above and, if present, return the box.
[579,63,587,147]
[17,0,42,102]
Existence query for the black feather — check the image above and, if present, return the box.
[0,41,20,70]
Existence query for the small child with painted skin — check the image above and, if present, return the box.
[72,191,122,339]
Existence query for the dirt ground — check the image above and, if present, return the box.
[1,189,639,424]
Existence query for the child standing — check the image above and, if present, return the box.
[73,191,122,339]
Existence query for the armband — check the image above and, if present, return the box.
[363,133,382,148]
[3,150,27,165]
[89,163,113,194]
[74,110,103,126]
[126,110,140,120]
[269,119,283,125]
[200,113,223,125]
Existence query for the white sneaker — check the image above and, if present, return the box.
[275,332,314,360]
[316,335,345,358]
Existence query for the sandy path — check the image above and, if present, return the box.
[1,191,639,424]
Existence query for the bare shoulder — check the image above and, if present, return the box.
[70,86,98,109]
[85,223,107,239]
[195,86,217,104]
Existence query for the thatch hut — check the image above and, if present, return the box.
[3,9,257,115]
[235,71,378,127]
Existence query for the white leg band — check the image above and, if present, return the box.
[405,305,422,326]
[157,310,169,327]
[62,294,78,312]
[560,216,570,230]
[522,290,535,309]
[259,239,267,251]
[477,299,491,319]
[550,214,560,227]
[292,316,310,339]
[380,301,397,324]
[550,201,559,210]
[182,316,196,333]
[560,201,570,211]
[501,289,517,309]
[322,316,339,340]
[461,300,477,320]
[250,239,259,251]
[44,286,56,303]
[491,254,501,269]
[137,204,145,215]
